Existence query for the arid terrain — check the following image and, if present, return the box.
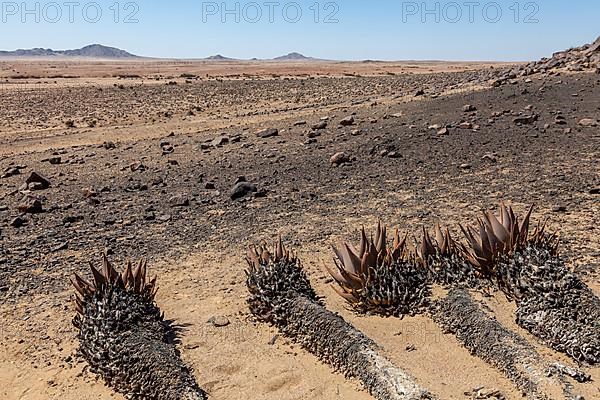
[0,58,598,400]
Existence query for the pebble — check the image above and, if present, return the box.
[208,316,231,327]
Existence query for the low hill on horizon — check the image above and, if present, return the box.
[0,44,139,59]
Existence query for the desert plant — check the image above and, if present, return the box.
[460,203,600,365]
[246,239,433,400]
[329,222,589,399]
[416,225,481,288]
[71,255,207,399]
[327,223,430,317]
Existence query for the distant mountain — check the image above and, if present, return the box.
[204,54,236,61]
[273,52,317,61]
[0,44,139,58]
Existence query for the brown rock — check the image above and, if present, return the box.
[339,116,355,126]
[578,118,598,127]
[312,121,328,130]
[330,152,350,166]
[17,195,43,214]
[256,128,279,138]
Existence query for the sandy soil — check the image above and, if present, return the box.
[0,61,598,399]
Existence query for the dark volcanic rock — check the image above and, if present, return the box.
[10,216,27,228]
[230,182,257,200]
[25,171,50,190]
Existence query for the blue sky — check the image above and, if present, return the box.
[0,1,598,60]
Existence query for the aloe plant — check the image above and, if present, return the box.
[246,239,433,400]
[72,256,207,400]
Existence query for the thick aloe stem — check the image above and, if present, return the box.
[498,247,600,365]
[431,289,587,400]
[283,296,433,400]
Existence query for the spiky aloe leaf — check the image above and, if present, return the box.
[328,224,430,317]
[72,255,207,400]
[416,225,481,288]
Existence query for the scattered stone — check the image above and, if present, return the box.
[256,128,279,138]
[463,104,477,112]
[293,120,307,126]
[234,176,247,184]
[129,162,147,172]
[578,118,598,127]
[230,182,257,200]
[414,89,425,97]
[254,188,268,198]
[459,163,472,170]
[513,114,539,125]
[437,127,449,136]
[28,182,46,191]
[63,215,84,224]
[481,153,498,163]
[2,167,21,179]
[204,182,216,190]
[144,212,156,221]
[312,121,328,130]
[102,141,117,150]
[17,195,43,214]
[554,115,567,125]
[458,122,473,130]
[51,242,69,252]
[208,316,230,328]
[552,205,568,213]
[48,157,62,165]
[169,195,190,207]
[564,128,572,134]
[330,152,350,166]
[156,214,172,223]
[10,216,27,228]
[25,171,51,190]
[161,143,175,155]
[339,116,355,126]
[211,135,229,147]
[589,188,600,195]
